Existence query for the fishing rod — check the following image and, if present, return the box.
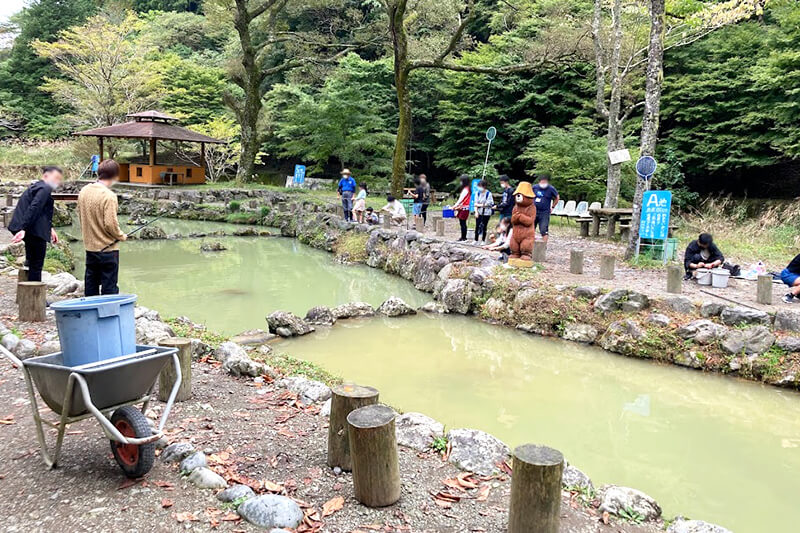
[698,288,762,310]
[100,215,166,252]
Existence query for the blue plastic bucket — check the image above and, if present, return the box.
[442,208,455,218]
[51,295,138,367]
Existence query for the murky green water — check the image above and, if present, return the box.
[275,314,800,533]
[70,231,430,334]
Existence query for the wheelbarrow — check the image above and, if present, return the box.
[0,343,181,478]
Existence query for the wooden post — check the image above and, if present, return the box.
[414,217,424,233]
[508,444,564,533]
[757,274,772,305]
[382,215,392,229]
[327,384,379,471]
[5,194,12,207]
[98,137,104,162]
[436,218,445,236]
[149,138,156,166]
[200,142,206,173]
[158,338,193,402]
[18,282,46,322]
[532,241,547,262]
[336,205,345,218]
[3,209,13,228]
[580,221,589,238]
[666,265,683,294]
[570,250,584,275]
[15,267,29,304]
[599,255,615,280]
[347,404,400,507]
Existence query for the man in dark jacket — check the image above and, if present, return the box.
[497,175,514,220]
[8,166,63,282]
[683,233,724,279]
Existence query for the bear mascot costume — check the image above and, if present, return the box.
[509,181,537,261]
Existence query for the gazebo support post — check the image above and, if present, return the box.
[149,138,156,166]
[200,142,206,175]
[98,137,104,162]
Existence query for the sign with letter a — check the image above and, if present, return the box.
[640,191,672,240]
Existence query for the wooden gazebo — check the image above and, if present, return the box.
[73,111,224,185]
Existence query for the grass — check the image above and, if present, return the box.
[43,244,75,273]
[256,351,340,385]
[333,232,369,263]
[0,140,87,177]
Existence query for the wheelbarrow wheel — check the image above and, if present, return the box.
[110,406,155,478]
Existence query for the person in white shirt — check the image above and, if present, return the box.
[380,195,407,225]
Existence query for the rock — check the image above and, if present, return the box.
[562,465,593,490]
[304,306,336,326]
[674,351,705,369]
[594,289,649,313]
[512,287,539,310]
[135,318,174,344]
[575,286,601,299]
[561,323,598,343]
[161,442,195,463]
[214,341,248,363]
[419,301,447,313]
[598,485,661,521]
[180,451,207,473]
[664,295,695,314]
[200,241,227,252]
[439,279,473,314]
[700,301,727,318]
[599,319,644,355]
[1,333,20,353]
[188,467,227,489]
[720,306,770,327]
[238,495,304,529]
[223,354,272,378]
[647,313,671,327]
[667,518,732,533]
[38,339,61,356]
[775,372,798,387]
[720,326,775,355]
[774,309,800,332]
[482,297,510,321]
[776,336,800,352]
[230,329,275,346]
[276,376,331,405]
[446,428,510,476]
[217,484,256,503]
[134,306,161,321]
[395,412,444,452]
[138,225,167,240]
[320,398,331,417]
[331,302,375,319]
[14,339,37,359]
[675,319,727,345]
[266,311,314,337]
[377,297,417,317]
[53,281,79,296]
[44,271,77,289]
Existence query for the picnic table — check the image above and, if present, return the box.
[586,207,633,239]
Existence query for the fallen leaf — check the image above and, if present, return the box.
[221,512,240,522]
[322,496,344,517]
[277,427,296,438]
[476,485,490,502]
[262,480,283,492]
[0,415,15,425]
[161,499,174,508]
[154,480,175,489]
[601,511,610,525]
[117,478,140,490]
[175,512,198,523]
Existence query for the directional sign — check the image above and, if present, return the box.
[293,164,306,184]
[639,190,672,240]
[469,178,481,213]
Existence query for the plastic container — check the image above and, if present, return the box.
[50,294,137,367]
[696,268,712,286]
[442,207,455,218]
[711,268,730,289]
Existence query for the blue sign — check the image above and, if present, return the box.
[293,164,306,184]
[640,190,672,240]
[469,178,481,212]
[91,155,100,172]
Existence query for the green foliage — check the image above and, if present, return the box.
[43,243,75,274]
[618,507,645,524]
[431,435,448,454]
[228,200,241,212]
[258,352,340,386]
[132,0,202,13]
[653,148,698,210]
[333,232,369,263]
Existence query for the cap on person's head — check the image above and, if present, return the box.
[537,173,551,183]
[341,168,351,176]
[499,174,510,184]
[97,159,120,181]
[698,233,713,246]
[42,165,63,176]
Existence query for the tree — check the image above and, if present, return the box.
[180,117,241,181]
[33,12,165,128]
[132,0,202,12]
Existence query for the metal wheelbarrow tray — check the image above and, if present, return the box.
[1,344,181,477]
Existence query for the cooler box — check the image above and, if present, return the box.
[442,207,455,218]
[51,295,138,367]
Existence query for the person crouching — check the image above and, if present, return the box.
[77,159,127,296]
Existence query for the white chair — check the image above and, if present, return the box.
[562,200,577,217]
[589,201,601,212]
[572,201,589,218]
[551,199,566,216]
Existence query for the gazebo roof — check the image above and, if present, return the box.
[73,112,224,144]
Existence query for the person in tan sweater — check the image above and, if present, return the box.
[78,159,127,296]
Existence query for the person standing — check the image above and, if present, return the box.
[77,159,127,297]
[411,176,425,226]
[8,166,63,282]
[419,174,431,224]
[473,179,494,243]
[532,173,559,243]
[337,169,357,222]
[497,175,514,221]
[353,182,368,223]
[452,175,472,242]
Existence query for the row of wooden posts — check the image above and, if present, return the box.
[326,383,565,532]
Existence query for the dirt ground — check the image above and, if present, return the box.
[0,273,660,532]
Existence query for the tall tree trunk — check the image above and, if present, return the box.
[389,1,410,198]
[625,0,666,259]
[602,0,624,208]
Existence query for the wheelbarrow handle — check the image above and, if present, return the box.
[0,343,23,369]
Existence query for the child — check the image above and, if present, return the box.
[381,195,407,226]
[411,177,425,227]
[365,207,379,225]
[353,182,368,223]
[781,253,800,303]
[473,179,494,243]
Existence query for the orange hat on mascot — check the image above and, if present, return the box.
[514,181,535,198]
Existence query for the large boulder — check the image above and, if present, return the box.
[513,287,540,310]
[1,333,19,353]
[217,484,255,503]
[276,376,331,405]
[598,485,661,521]
[664,295,695,314]
[395,412,444,452]
[720,306,770,327]
[161,442,195,463]
[439,278,473,314]
[188,467,227,489]
[675,319,727,345]
[14,339,37,359]
[214,341,248,363]
[594,289,649,313]
[446,428,509,476]
[138,225,167,240]
[266,311,314,337]
[561,323,598,344]
[223,353,272,378]
[562,464,593,490]
[774,309,800,332]
[574,286,601,299]
[304,306,336,326]
[238,495,304,529]
[134,318,174,344]
[44,271,77,289]
[331,302,375,319]
[413,255,438,292]
[377,297,416,317]
[673,351,705,369]
[647,313,671,327]
[700,301,728,318]
[599,319,645,355]
[776,336,800,352]
[667,518,732,533]
[720,326,775,355]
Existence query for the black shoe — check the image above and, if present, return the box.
[782,293,796,304]
[684,273,692,281]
